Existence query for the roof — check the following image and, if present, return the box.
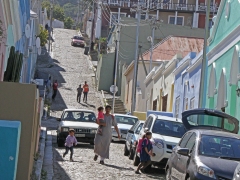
[194,130,240,139]
[64,109,95,112]
[143,36,204,61]
[114,113,138,119]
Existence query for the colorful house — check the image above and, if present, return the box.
[172,51,203,118]
[205,0,240,124]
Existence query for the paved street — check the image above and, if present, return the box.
[41,29,165,180]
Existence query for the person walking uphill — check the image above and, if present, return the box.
[77,85,83,103]
[52,80,58,100]
[94,105,120,164]
[83,81,89,103]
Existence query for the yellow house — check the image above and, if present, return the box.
[122,60,162,112]
[151,54,182,112]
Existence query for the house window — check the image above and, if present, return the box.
[190,97,195,109]
[175,97,180,118]
[110,12,126,27]
[168,16,184,26]
[184,98,188,110]
[141,14,146,20]
[179,0,186,4]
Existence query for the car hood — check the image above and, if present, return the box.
[199,155,238,178]
[152,133,181,144]
[61,121,98,128]
[117,123,133,130]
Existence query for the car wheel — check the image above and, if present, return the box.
[57,140,64,147]
[166,168,171,180]
[124,144,129,156]
[129,147,134,160]
[133,150,140,166]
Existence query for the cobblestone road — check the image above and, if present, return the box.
[41,29,165,180]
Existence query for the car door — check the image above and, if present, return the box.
[171,132,193,179]
[126,121,139,147]
[175,132,197,179]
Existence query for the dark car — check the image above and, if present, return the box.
[166,108,240,180]
[233,163,240,180]
[124,120,144,160]
[71,35,85,47]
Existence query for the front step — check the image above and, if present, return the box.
[106,98,127,114]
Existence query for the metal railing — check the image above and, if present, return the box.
[102,0,218,12]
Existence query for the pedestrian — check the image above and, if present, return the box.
[63,129,77,162]
[77,85,83,103]
[83,81,89,103]
[94,105,120,164]
[45,23,49,31]
[135,132,154,174]
[96,106,104,135]
[52,80,58,100]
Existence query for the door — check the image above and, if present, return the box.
[175,133,197,179]
[126,121,139,147]
[152,99,157,111]
[162,94,168,111]
[171,132,193,179]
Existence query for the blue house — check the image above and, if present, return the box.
[172,51,203,118]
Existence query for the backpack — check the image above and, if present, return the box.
[137,138,148,153]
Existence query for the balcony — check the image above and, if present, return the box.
[101,0,218,13]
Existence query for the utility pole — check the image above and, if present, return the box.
[131,5,146,114]
[198,0,210,108]
[78,0,80,25]
[112,8,121,113]
[89,2,95,53]
[149,17,157,72]
[48,0,53,52]
[156,0,160,20]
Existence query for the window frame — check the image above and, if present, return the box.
[179,132,193,148]
[168,16,184,26]
[190,97,195,109]
[135,123,144,135]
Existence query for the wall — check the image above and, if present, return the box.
[86,20,92,38]
[159,12,194,27]
[0,120,21,180]
[0,82,38,180]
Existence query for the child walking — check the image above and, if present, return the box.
[135,132,154,174]
[97,106,105,135]
[63,129,78,162]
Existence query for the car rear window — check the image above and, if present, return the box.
[152,119,186,138]
[73,36,84,40]
[115,116,138,125]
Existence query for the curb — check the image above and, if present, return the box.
[34,127,46,180]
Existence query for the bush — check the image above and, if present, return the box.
[38,25,48,46]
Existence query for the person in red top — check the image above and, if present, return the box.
[52,80,58,100]
[83,81,89,103]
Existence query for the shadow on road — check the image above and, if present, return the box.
[104,163,134,171]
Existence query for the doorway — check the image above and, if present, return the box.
[162,94,168,111]
[152,99,157,111]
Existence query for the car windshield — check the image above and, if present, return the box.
[73,36,84,40]
[152,119,186,138]
[63,111,96,122]
[115,115,138,125]
[199,135,240,160]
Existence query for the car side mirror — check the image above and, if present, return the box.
[144,128,149,133]
[56,118,61,121]
[177,148,190,156]
[128,130,134,134]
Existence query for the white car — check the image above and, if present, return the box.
[112,114,139,141]
[133,114,186,168]
[56,109,98,147]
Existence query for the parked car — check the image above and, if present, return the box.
[133,115,186,168]
[166,108,240,180]
[112,114,138,141]
[233,163,240,180]
[56,109,98,147]
[71,35,85,47]
[124,120,145,159]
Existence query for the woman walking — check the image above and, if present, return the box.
[94,105,120,164]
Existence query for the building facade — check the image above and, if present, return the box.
[205,0,240,126]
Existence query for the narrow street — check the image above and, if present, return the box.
[40,29,165,180]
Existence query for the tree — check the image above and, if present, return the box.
[64,17,74,29]
[38,25,48,46]
[42,1,65,22]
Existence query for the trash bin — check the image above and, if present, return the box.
[84,46,89,55]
